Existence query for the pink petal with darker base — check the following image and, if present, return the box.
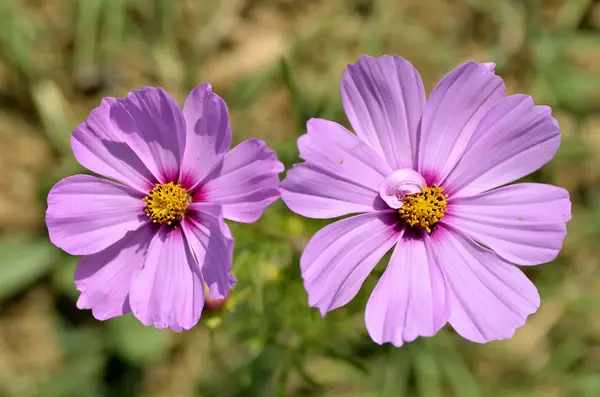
[430,226,540,343]
[341,55,426,170]
[75,224,155,320]
[442,94,561,197]
[417,61,505,184]
[70,98,156,193]
[180,84,232,189]
[109,87,186,184]
[200,139,283,223]
[129,226,205,332]
[182,202,235,300]
[301,211,402,316]
[281,118,391,218]
[366,231,450,347]
[46,174,148,256]
[445,183,570,266]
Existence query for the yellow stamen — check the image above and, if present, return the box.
[143,182,190,225]
[399,186,447,232]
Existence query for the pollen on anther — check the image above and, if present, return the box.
[143,182,190,225]
[398,186,448,232]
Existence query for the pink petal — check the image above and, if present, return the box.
[341,55,426,169]
[182,203,234,300]
[482,62,496,71]
[301,211,401,316]
[129,226,205,332]
[365,231,450,347]
[378,168,427,209]
[430,226,540,343]
[180,84,232,189]
[445,183,571,266]
[442,94,560,197]
[200,139,283,223]
[46,174,148,256]
[75,224,155,320]
[110,87,186,184]
[281,118,392,218]
[418,61,505,184]
[71,98,156,192]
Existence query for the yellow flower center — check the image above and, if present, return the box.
[398,186,447,232]
[143,182,190,225]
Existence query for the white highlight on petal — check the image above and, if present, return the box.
[482,62,496,72]
[378,168,427,209]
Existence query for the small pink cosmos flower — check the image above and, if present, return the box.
[281,56,571,346]
[46,84,283,331]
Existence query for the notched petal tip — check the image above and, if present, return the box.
[482,62,496,72]
[346,54,410,68]
[447,183,571,266]
[341,55,426,171]
[440,91,561,197]
[129,227,205,333]
[109,85,187,183]
[180,83,232,189]
[282,120,393,219]
[300,211,400,316]
[365,234,450,347]
[432,227,540,344]
[193,82,213,93]
[45,174,147,256]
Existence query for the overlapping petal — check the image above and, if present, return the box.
[180,84,232,189]
[75,224,155,320]
[443,94,561,197]
[301,211,401,316]
[46,174,148,256]
[418,61,505,184]
[365,231,450,347]
[430,226,540,343]
[110,87,186,183]
[341,55,426,169]
[200,139,283,223]
[281,118,392,218]
[182,203,234,299]
[129,226,205,332]
[446,183,571,266]
[71,98,156,192]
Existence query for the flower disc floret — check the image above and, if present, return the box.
[398,186,447,232]
[143,182,190,225]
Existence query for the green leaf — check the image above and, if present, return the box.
[380,348,411,397]
[556,134,593,164]
[437,347,482,397]
[105,315,170,365]
[548,66,600,113]
[46,327,106,397]
[30,80,74,157]
[269,140,299,169]
[280,57,300,107]
[51,256,79,298]
[575,374,600,397]
[0,239,59,300]
[73,0,103,73]
[412,345,442,397]
[555,0,595,30]
[280,57,307,130]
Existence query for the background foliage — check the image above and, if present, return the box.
[0,0,599,396]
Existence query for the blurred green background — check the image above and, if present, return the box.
[0,0,599,396]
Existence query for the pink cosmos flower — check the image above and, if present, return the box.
[281,56,571,346]
[46,84,283,331]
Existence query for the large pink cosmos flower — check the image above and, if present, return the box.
[46,84,283,331]
[281,56,571,346]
